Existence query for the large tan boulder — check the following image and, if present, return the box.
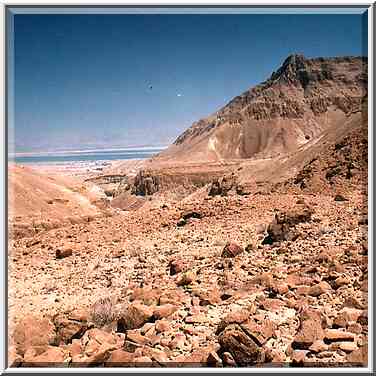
[12,315,57,355]
[117,302,154,331]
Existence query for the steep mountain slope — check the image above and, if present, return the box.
[156,54,367,163]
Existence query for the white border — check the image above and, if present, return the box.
[0,1,373,373]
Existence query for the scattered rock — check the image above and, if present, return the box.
[182,211,202,220]
[308,281,331,297]
[262,204,313,244]
[217,324,265,366]
[153,304,178,320]
[118,303,154,331]
[177,271,196,286]
[12,316,57,356]
[292,308,326,349]
[334,194,348,202]
[169,259,185,275]
[55,248,73,259]
[221,242,244,258]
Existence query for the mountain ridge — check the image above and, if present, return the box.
[155,54,367,163]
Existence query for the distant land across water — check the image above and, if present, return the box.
[10,147,167,165]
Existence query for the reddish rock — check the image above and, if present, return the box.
[308,340,328,353]
[142,347,169,364]
[159,289,190,305]
[324,329,355,342]
[185,314,208,324]
[241,318,276,346]
[357,310,368,326]
[126,330,149,346]
[346,346,368,365]
[333,308,363,328]
[177,271,196,286]
[347,322,362,334]
[130,287,161,306]
[55,248,73,259]
[207,351,222,366]
[308,281,331,297]
[342,296,364,310]
[216,309,251,334]
[330,342,358,352]
[260,298,285,312]
[217,324,265,366]
[262,204,313,244]
[12,315,57,356]
[105,349,135,367]
[271,281,289,295]
[333,276,350,289]
[360,279,368,292]
[192,287,222,305]
[221,242,244,258]
[155,319,171,333]
[222,351,237,366]
[153,304,178,319]
[8,345,22,367]
[291,350,306,364]
[248,272,273,288]
[53,309,89,344]
[169,259,185,275]
[133,356,153,366]
[23,346,67,366]
[72,328,119,365]
[118,303,153,330]
[292,309,325,349]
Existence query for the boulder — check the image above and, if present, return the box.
[221,242,244,258]
[131,170,159,196]
[334,194,348,202]
[169,259,185,275]
[117,302,153,331]
[12,315,57,356]
[292,308,326,349]
[105,349,135,367]
[71,328,120,365]
[218,324,265,366]
[53,308,89,344]
[182,211,202,220]
[208,175,236,197]
[177,271,196,286]
[308,281,331,297]
[324,329,355,342]
[153,304,178,320]
[130,287,161,306]
[333,308,363,328]
[55,248,73,259]
[262,204,313,244]
[23,346,68,367]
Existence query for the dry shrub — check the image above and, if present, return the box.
[90,296,116,328]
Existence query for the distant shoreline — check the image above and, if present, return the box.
[11,145,168,158]
[10,146,166,165]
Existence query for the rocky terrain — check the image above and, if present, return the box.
[7,54,368,368]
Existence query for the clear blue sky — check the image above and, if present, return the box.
[13,12,367,152]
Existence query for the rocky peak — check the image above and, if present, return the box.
[270,54,311,87]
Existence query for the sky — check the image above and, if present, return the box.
[12,11,368,153]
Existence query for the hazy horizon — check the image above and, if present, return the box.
[12,12,367,153]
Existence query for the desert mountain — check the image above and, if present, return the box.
[156,54,367,163]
